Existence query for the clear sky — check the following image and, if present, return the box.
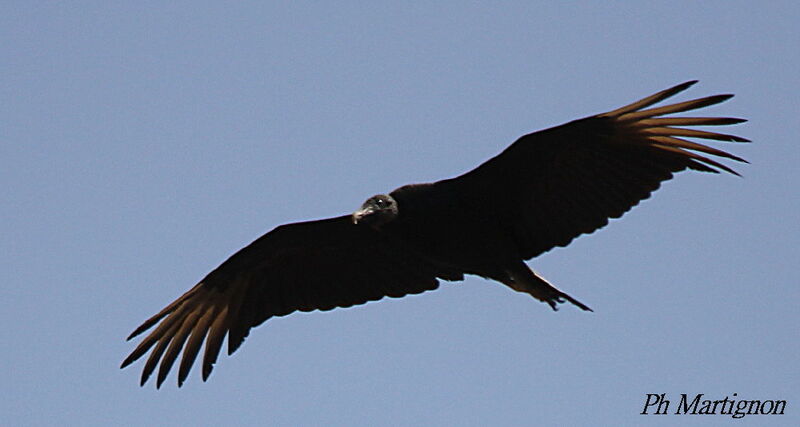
[2,2,798,426]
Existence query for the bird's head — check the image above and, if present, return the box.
[352,194,398,227]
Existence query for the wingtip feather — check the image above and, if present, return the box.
[120,356,136,370]
[600,80,700,118]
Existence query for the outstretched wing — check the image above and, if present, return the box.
[121,215,459,388]
[451,81,748,260]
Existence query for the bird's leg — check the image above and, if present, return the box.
[502,263,593,312]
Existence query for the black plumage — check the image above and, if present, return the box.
[121,81,748,387]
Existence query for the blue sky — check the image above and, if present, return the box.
[2,2,798,426]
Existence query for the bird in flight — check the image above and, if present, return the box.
[122,81,748,388]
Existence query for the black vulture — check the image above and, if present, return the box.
[121,81,748,387]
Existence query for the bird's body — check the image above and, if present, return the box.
[122,81,748,387]
[389,183,506,277]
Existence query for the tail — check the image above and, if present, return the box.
[502,262,592,312]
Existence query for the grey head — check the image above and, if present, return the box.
[352,194,398,227]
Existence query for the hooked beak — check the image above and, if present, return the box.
[352,207,374,224]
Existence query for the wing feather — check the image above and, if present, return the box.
[202,305,229,381]
[156,309,201,388]
[139,315,182,386]
[177,304,217,386]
